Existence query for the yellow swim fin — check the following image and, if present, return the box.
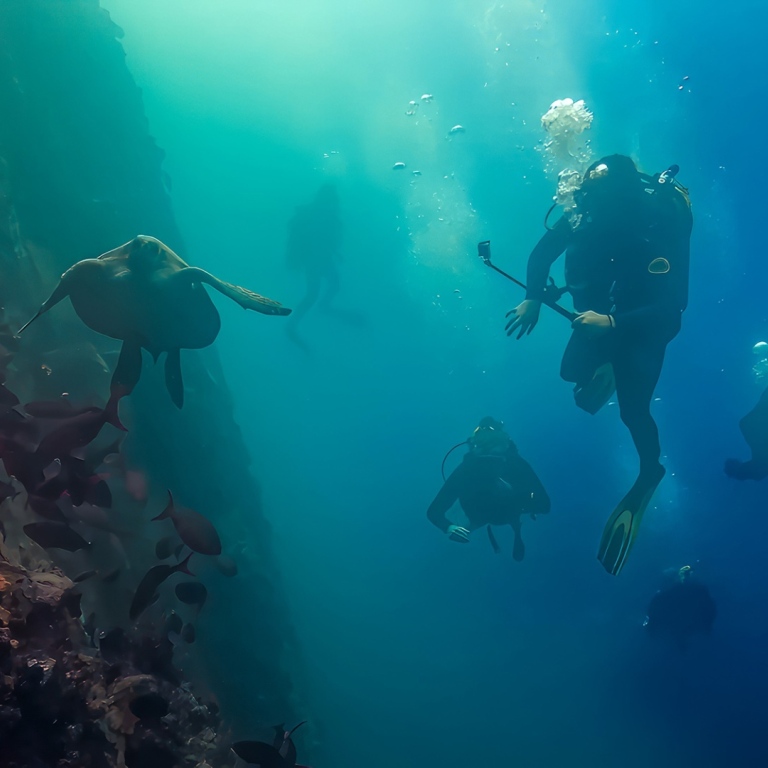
[597,467,665,576]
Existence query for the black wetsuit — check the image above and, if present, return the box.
[525,187,692,476]
[427,446,550,536]
[726,385,768,480]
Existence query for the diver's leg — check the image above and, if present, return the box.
[613,336,668,481]
[561,332,615,413]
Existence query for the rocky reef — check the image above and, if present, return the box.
[0,0,311,764]
[0,556,235,768]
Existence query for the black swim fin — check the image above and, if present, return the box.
[597,467,665,576]
[574,363,616,415]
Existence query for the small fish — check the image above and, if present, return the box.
[98,627,130,664]
[129,552,194,621]
[82,611,97,642]
[181,623,196,643]
[273,721,307,764]
[392,162,407,170]
[34,395,125,466]
[82,434,124,471]
[73,569,98,583]
[232,742,290,768]
[124,469,148,502]
[213,555,238,578]
[129,692,169,720]
[23,398,81,419]
[152,491,222,556]
[174,581,207,608]
[100,567,121,583]
[23,522,89,552]
[449,124,465,134]
[164,610,183,635]
[155,536,176,560]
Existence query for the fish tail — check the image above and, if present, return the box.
[151,490,174,522]
[176,552,194,577]
[104,393,127,432]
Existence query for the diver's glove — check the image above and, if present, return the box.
[447,525,470,543]
[506,299,541,339]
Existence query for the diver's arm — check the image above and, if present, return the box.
[426,470,462,533]
[506,217,571,338]
[506,456,551,517]
[525,216,571,301]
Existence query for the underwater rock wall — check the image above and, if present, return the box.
[0,0,304,747]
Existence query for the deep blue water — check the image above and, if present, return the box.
[99,2,768,765]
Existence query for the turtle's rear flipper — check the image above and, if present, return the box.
[164,348,184,409]
[111,341,143,400]
[185,267,292,316]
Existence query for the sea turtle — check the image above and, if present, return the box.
[19,235,291,407]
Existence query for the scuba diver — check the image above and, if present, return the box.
[505,154,693,575]
[427,417,550,561]
[643,565,717,650]
[725,341,768,480]
[284,183,364,350]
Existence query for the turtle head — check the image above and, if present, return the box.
[130,235,168,273]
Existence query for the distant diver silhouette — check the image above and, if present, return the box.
[284,183,364,350]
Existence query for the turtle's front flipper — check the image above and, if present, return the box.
[18,276,72,334]
[111,341,143,400]
[164,348,184,408]
[184,267,292,316]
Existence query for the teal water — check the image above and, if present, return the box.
[99,2,768,766]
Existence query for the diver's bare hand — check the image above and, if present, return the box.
[447,525,470,543]
[572,311,613,337]
[506,299,541,339]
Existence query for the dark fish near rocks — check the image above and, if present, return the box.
[101,567,121,583]
[129,552,194,621]
[23,521,89,551]
[273,721,307,765]
[155,535,176,560]
[129,692,169,720]
[34,395,125,466]
[164,610,183,635]
[232,742,290,768]
[23,399,88,419]
[233,722,309,768]
[181,623,196,644]
[213,554,238,578]
[174,581,207,608]
[73,569,98,583]
[152,491,221,556]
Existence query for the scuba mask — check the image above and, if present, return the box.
[440,418,511,480]
[469,420,510,455]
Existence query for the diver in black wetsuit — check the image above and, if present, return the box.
[725,385,768,480]
[644,565,717,650]
[427,417,550,561]
[505,155,693,575]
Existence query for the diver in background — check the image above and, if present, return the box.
[284,183,362,349]
[427,417,550,561]
[505,155,693,575]
[725,341,768,480]
[643,565,717,650]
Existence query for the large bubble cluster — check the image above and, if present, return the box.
[538,98,594,219]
